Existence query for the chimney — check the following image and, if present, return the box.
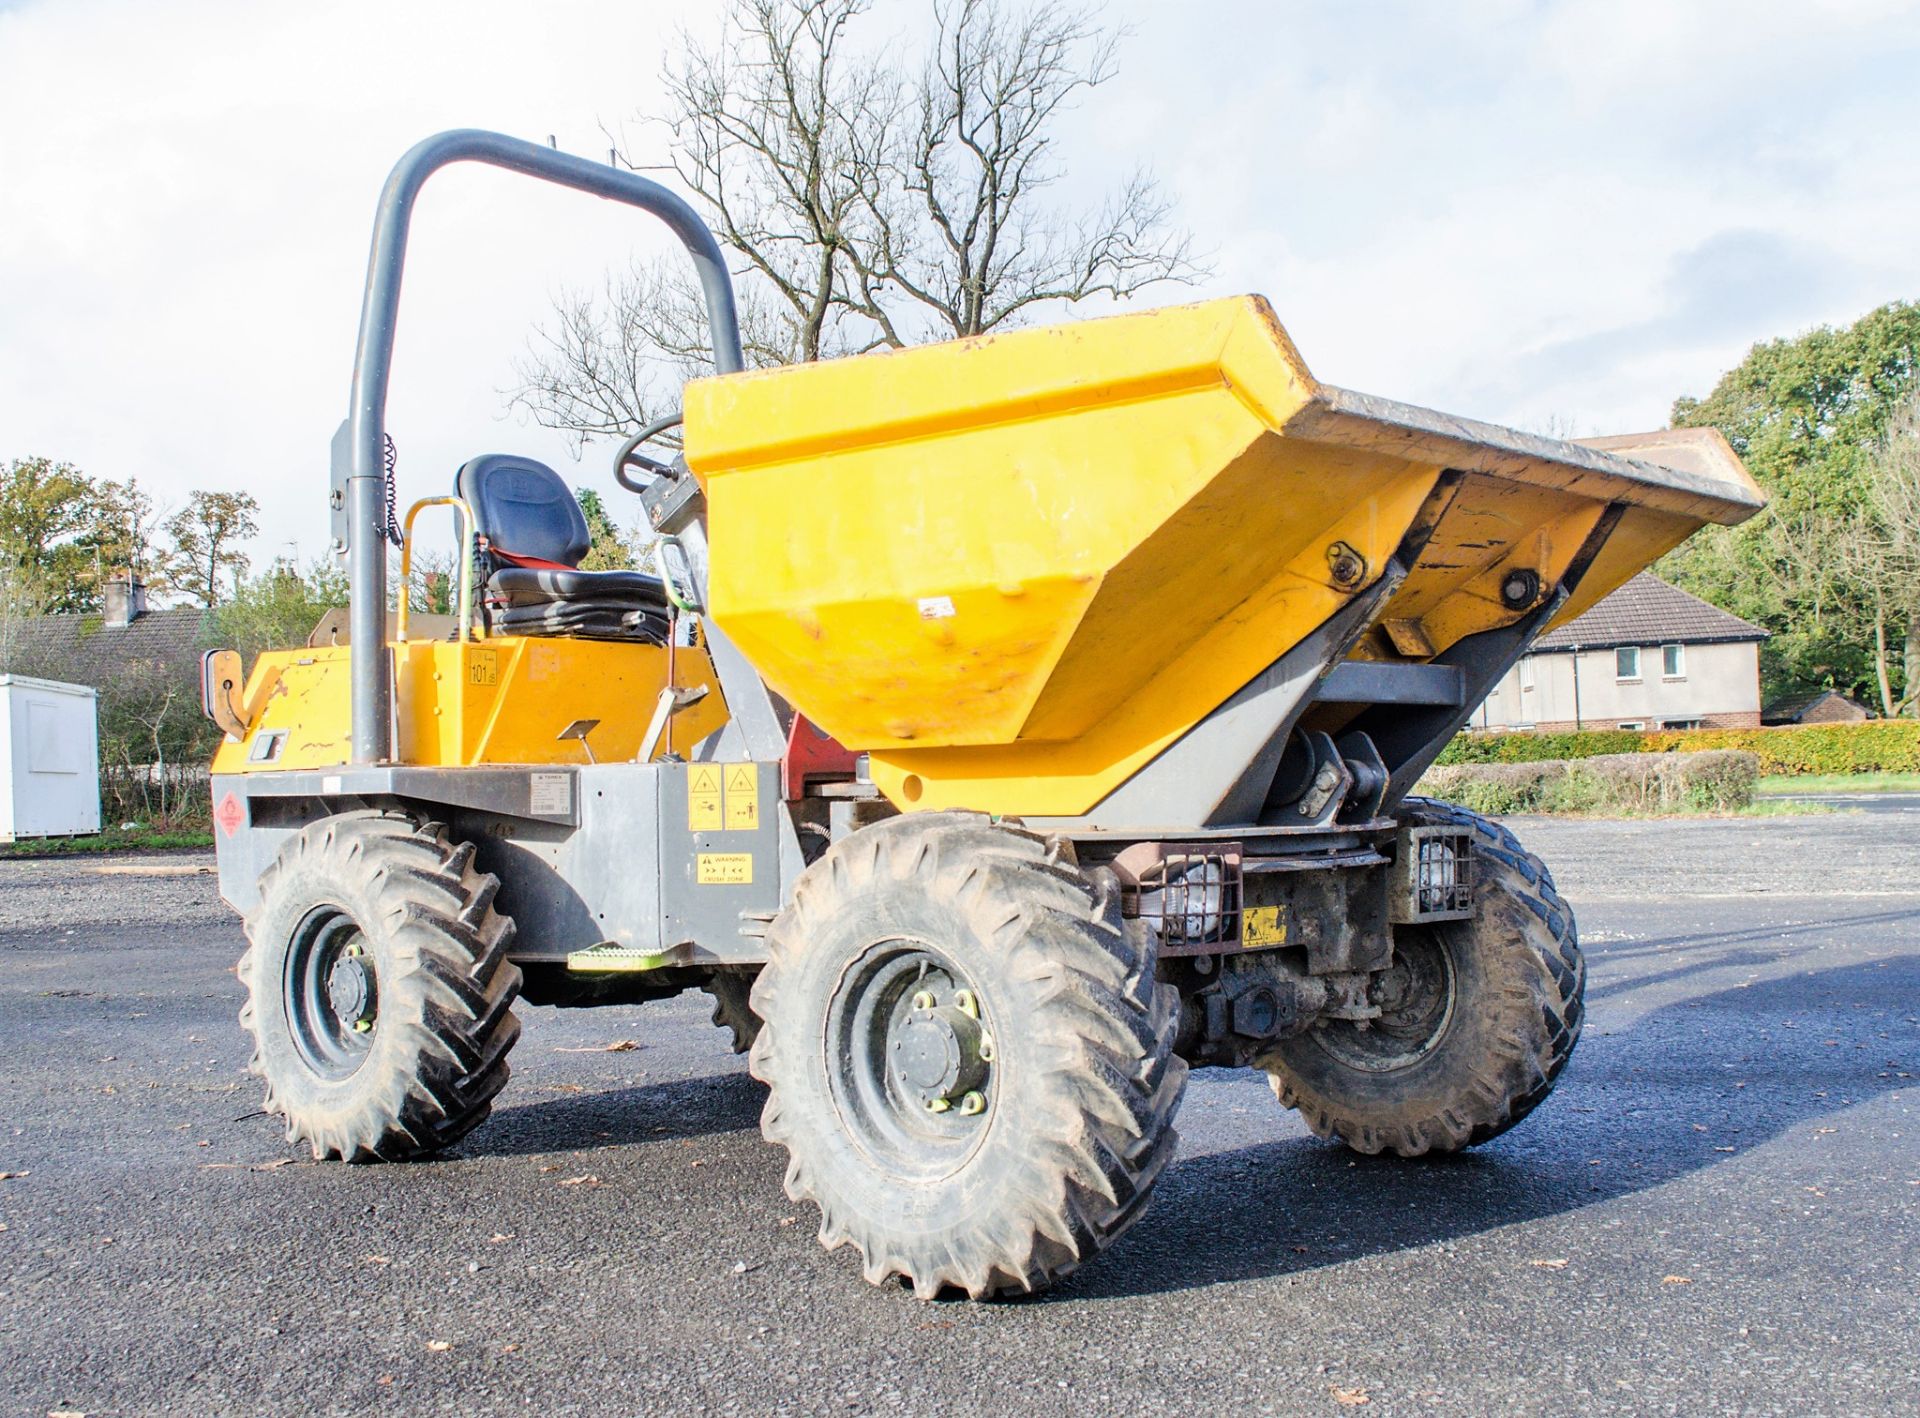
[103,574,148,628]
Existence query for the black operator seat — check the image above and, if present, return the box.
[454,454,671,643]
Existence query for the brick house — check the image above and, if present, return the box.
[1471,573,1767,732]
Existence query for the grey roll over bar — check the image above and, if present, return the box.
[341,128,744,764]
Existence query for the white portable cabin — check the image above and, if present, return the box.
[0,675,102,841]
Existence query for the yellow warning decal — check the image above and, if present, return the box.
[696,852,753,885]
[688,764,723,832]
[466,648,499,687]
[724,763,759,831]
[1243,905,1288,948]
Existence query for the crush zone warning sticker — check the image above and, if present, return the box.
[696,853,753,885]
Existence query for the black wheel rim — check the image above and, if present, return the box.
[1314,926,1456,1074]
[827,940,996,1180]
[283,906,379,1081]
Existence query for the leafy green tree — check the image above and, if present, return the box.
[164,490,260,607]
[577,487,641,570]
[1662,300,1920,704]
[211,557,349,668]
[0,457,160,613]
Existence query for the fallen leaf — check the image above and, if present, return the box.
[1329,1385,1370,1406]
[920,1319,955,1331]
[1713,1146,1736,1153]
[501,1343,521,1354]
[1661,1275,1691,1285]
[1692,1124,1709,1132]
[426,1339,452,1352]
[778,1216,797,1227]
[0,1171,29,1181]
[489,1232,515,1243]
[1530,1258,1569,1270]
[558,1174,601,1187]
[554,1040,642,1053]
[362,1255,390,1266]
[539,1165,560,1174]
[376,1376,394,1387]
[251,1158,293,1172]
[1813,1127,1837,1136]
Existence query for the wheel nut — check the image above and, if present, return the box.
[978,1033,995,1063]
[953,989,978,1019]
[926,1096,951,1113]
[957,1091,986,1116]
[910,990,936,1012]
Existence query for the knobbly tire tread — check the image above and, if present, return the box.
[1258,797,1583,1157]
[748,811,1187,1299]
[702,969,762,1053]
[238,809,523,1161]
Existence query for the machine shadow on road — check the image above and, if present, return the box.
[462,1066,768,1159]
[1059,949,1916,1304]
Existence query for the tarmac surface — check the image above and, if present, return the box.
[1,810,1916,1416]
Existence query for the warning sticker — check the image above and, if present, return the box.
[1243,905,1288,948]
[724,764,759,831]
[466,648,499,687]
[688,764,723,832]
[696,852,753,885]
[214,791,246,838]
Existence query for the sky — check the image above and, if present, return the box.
[3,0,1919,578]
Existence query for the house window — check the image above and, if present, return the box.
[1617,721,1646,731]
[1662,644,1685,679]
[1662,719,1701,730]
[1615,646,1640,680]
[1519,658,1535,692]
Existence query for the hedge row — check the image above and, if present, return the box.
[1419,750,1759,817]
[1434,720,1920,776]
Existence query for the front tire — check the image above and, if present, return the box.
[1258,799,1583,1156]
[749,812,1185,1299]
[239,810,523,1161]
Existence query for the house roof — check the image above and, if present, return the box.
[3,606,209,687]
[1530,573,1768,654]
[1762,688,1871,724]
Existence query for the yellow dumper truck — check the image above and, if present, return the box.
[203,131,1764,1298]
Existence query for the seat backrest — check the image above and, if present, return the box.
[455,454,590,567]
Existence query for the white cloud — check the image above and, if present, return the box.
[2,0,1917,573]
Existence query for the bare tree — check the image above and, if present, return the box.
[510,0,1202,443]
[845,0,1200,344]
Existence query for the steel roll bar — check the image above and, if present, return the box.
[343,129,744,763]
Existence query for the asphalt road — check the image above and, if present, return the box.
[2,811,1916,1417]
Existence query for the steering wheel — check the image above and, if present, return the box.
[614,413,684,493]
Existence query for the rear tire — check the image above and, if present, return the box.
[1258,799,1582,1156]
[749,812,1185,1298]
[703,969,762,1053]
[239,810,523,1161]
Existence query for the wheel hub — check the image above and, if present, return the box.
[894,1000,988,1107]
[327,952,375,1029]
[284,910,380,1080]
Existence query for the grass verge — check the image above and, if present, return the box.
[1,826,215,857]
[1757,772,1920,796]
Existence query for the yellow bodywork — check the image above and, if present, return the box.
[685,295,1761,818]
[210,636,728,774]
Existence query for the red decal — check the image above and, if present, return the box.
[214,791,246,838]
